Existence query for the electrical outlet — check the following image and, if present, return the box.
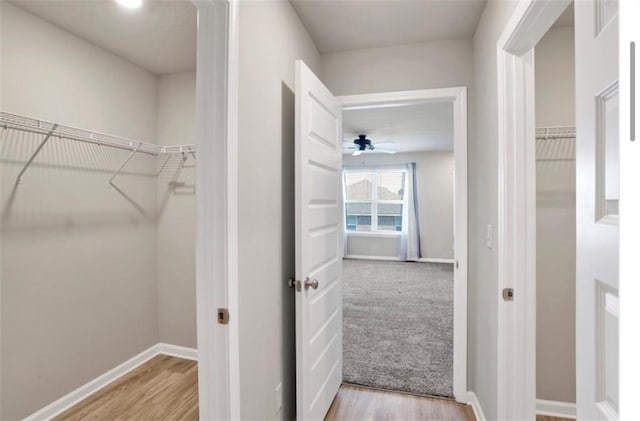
[275,382,282,414]
[486,224,493,249]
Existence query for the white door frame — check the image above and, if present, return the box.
[193,0,240,419]
[339,87,468,402]
[495,1,571,419]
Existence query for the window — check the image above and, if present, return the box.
[343,168,407,232]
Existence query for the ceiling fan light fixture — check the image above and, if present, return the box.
[343,134,397,155]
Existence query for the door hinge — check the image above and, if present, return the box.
[217,308,229,324]
[502,288,514,301]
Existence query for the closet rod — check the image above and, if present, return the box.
[0,111,195,156]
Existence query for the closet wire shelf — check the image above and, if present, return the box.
[536,126,575,163]
[535,126,576,140]
[1,110,196,185]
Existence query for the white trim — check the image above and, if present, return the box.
[536,399,577,419]
[496,1,570,420]
[157,343,199,361]
[23,343,198,421]
[225,0,241,419]
[344,255,403,261]
[192,0,239,419]
[466,391,486,421]
[417,258,455,264]
[339,86,468,403]
[340,87,468,110]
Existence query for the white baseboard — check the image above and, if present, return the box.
[536,399,576,419]
[417,257,455,264]
[467,391,487,421]
[23,343,198,421]
[466,391,486,421]
[344,255,403,261]
[157,343,198,361]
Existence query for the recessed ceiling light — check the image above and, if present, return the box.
[115,0,142,9]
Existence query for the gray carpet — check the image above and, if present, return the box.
[342,259,454,398]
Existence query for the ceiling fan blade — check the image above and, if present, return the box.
[343,141,355,147]
[373,147,397,154]
[352,150,363,156]
[374,141,396,148]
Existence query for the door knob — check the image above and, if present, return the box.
[304,278,319,290]
[288,277,319,291]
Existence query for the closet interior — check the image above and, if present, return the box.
[534,9,577,412]
[0,1,199,419]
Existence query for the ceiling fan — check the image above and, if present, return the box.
[342,134,397,156]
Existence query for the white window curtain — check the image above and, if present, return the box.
[404,162,421,261]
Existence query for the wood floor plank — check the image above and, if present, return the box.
[325,384,475,421]
[53,355,198,421]
[536,416,574,421]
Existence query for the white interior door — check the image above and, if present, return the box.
[294,60,343,420]
[575,1,619,419]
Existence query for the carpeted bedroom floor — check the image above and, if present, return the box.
[342,259,454,398]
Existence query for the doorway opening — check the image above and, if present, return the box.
[0,1,236,419]
[496,0,619,419]
[533,3,578,419]
[338,88,468,402]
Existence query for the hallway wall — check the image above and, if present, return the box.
[237,1,321,419]
[470,1,520,419]
[321,38,473,96]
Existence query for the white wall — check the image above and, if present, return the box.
[0,3,159,419]
[156,71,196,348]
[535,26,576,404]
[0,4,157,143]
[237,1,321,419]
[321,38,473,96]
[470,1,520,419]
[343,151,454,260]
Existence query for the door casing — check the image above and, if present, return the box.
[496,1,571,419]
[339,87,468,402]
[193,0,241,419]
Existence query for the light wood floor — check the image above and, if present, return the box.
[52,357,574,421]
[536,416,574,421]
[54,355,198,421]
[325,384,475,420]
